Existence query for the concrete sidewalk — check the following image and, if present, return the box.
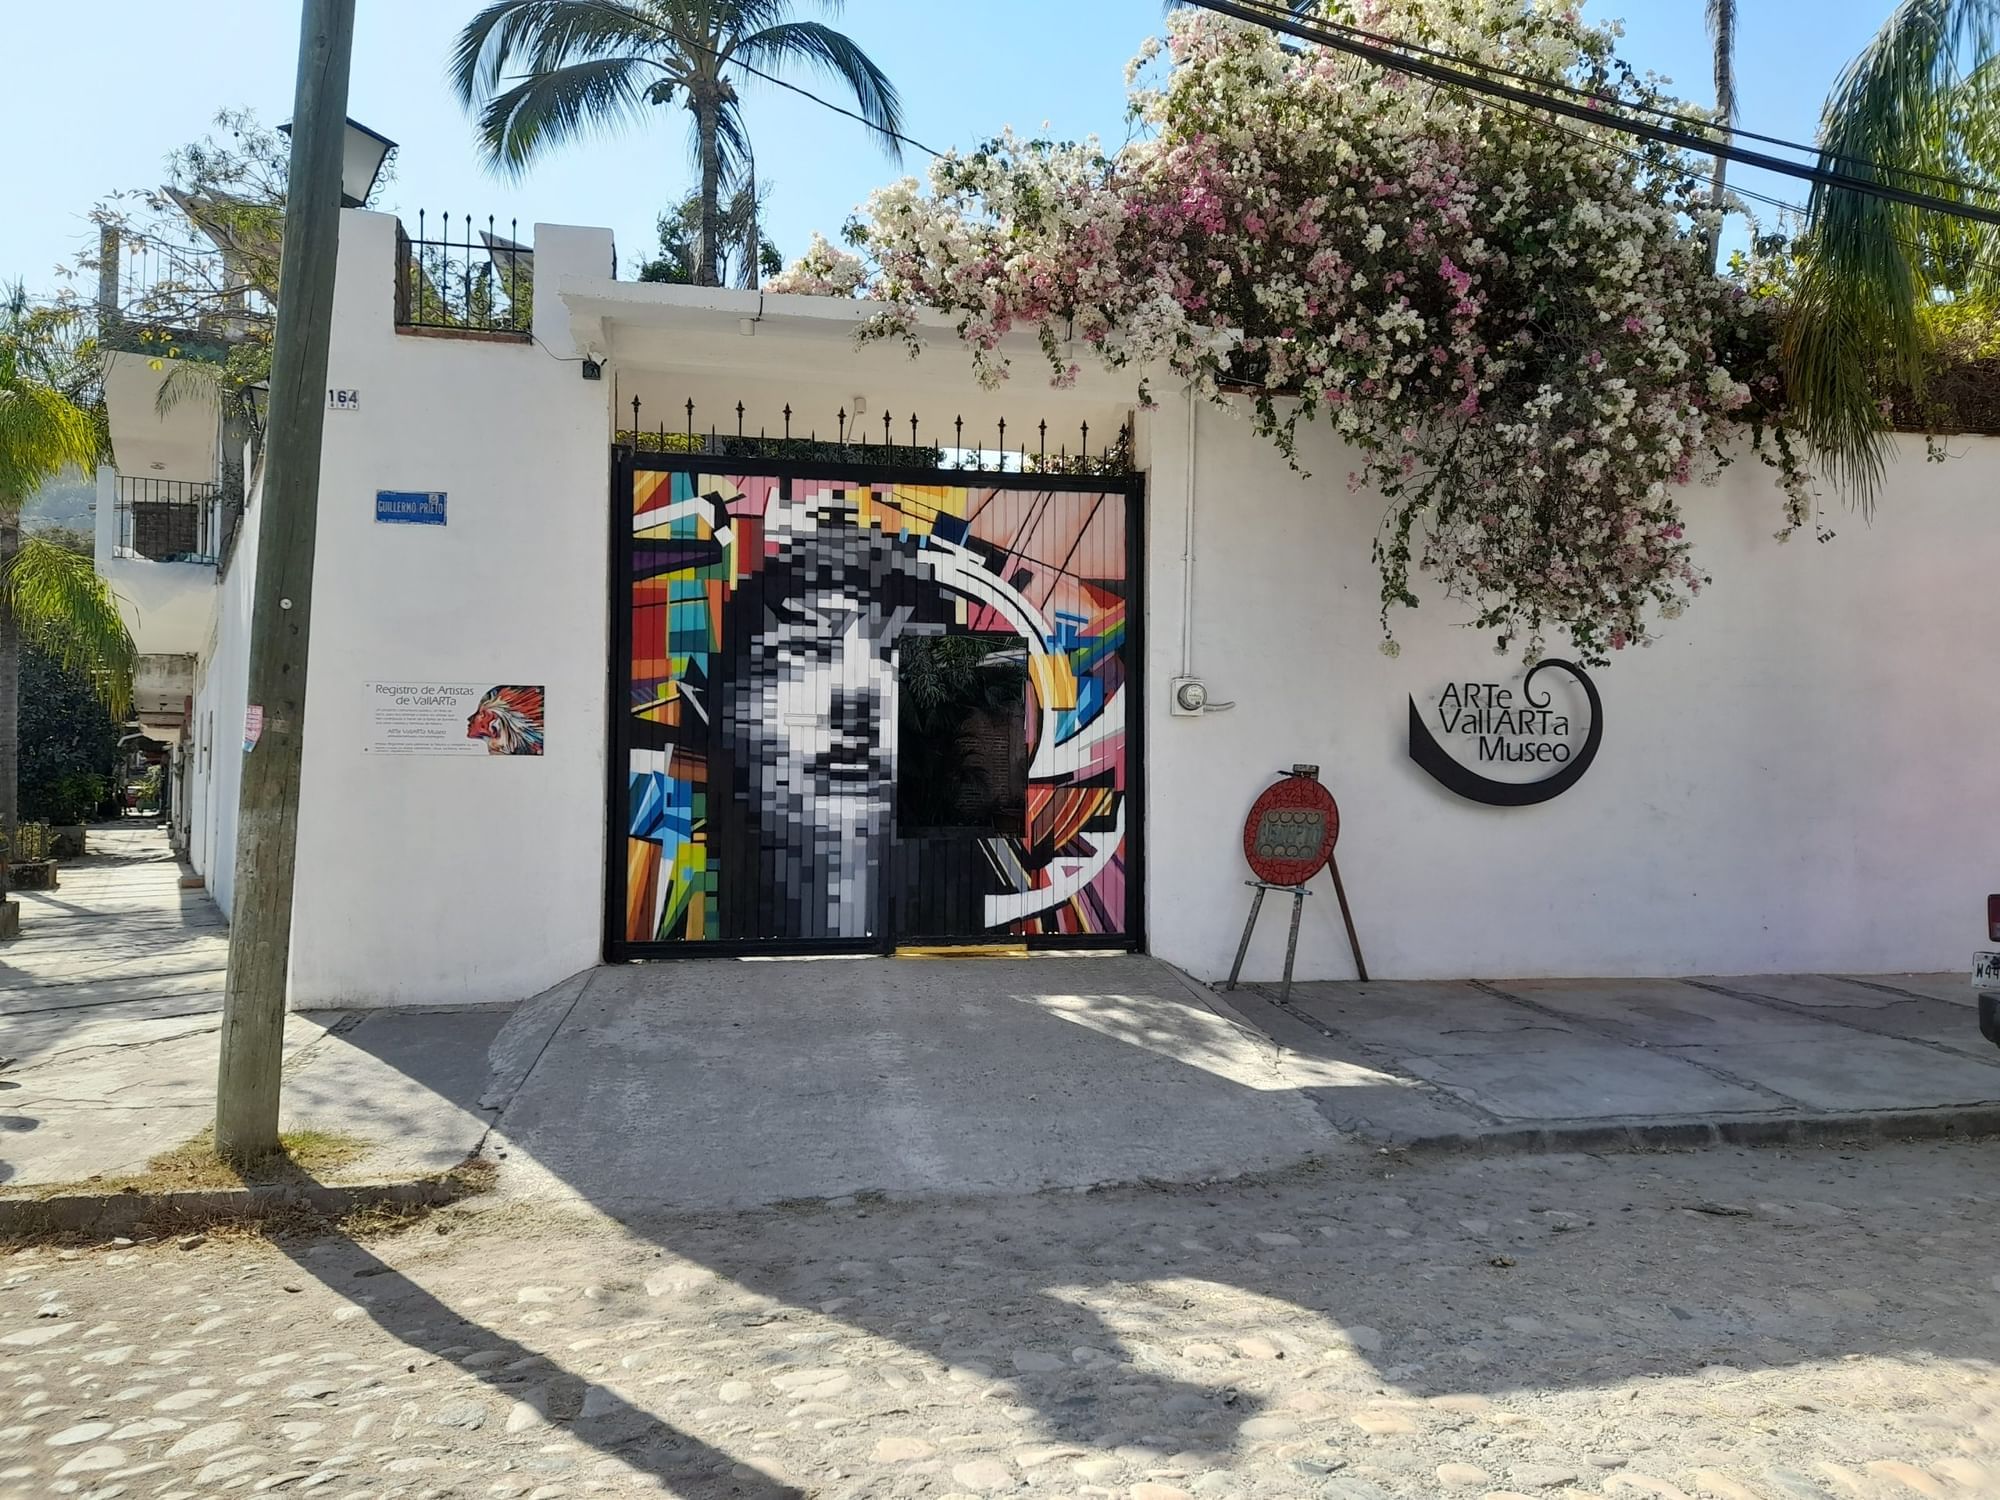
[1225,971,2000,1148]
[0,823,495,1187]
[8,823,2000,1206]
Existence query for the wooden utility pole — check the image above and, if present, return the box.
[214,0,354,1161]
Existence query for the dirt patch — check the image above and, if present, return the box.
[0,1155,498,1249]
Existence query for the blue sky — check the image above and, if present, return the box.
[0,0,1895,298]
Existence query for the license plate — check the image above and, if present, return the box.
[1975,951,2000,989]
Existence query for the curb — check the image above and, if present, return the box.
[0,1176,473,1237]
[1360,1103,2000,1156]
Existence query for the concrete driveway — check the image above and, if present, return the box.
[478,955,1354,1212]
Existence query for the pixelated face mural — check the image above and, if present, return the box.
[620,467,1134,948]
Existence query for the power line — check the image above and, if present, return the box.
[1470,85,2000,283]
[651,31,941,160]
[1183,0,2000,227]
[1214,0,2000,204]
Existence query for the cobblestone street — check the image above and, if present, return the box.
[6,1138,1999,1500]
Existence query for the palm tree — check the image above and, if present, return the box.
[450,0,904,288]
[0,286,133,838]
[1786,0,2000,500]
[638,181,783,287]
[1705,0,1736,270]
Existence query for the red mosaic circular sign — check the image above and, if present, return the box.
[1242,775,1340,886]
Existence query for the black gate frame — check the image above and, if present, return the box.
[604,447,1147,962]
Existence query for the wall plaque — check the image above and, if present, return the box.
[1408,659,1602,806]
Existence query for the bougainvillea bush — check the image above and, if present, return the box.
[785,0,1814,662]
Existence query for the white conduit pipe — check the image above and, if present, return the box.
[1180,384,1198,678]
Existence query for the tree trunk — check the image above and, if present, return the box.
[1706,1,1734,274]
[1707,154,1730,272]
[745,162,760,291]
[696,96,722,288]
[0,511,19,838]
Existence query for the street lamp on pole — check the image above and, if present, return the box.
[278,116,396,208]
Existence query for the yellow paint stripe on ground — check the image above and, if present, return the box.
[895,942,1029,959]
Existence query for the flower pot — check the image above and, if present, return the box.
[8,860,58,891]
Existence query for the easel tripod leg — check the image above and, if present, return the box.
[1280,888,1306,1004]
[1225,885,1267,991]
[1326,854,1368,982]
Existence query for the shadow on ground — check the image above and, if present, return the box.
[255,957,2000,1493]
[17,825,2000,1491]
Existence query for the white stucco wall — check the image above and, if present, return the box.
[1141,397,2000,982]
[94,466,216,657]
[186,463,259,916]
[183,212,614,1007]
[284,213,614,1007]
[175,247,2000,998]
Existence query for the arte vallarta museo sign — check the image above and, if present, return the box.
[1407,659,1603,806]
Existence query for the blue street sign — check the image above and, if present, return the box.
[376,490,447,526]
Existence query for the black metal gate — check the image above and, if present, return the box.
[606,444,1144,959]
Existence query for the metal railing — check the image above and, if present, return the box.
[618,398,1138,475]
[395,212,533,336]
[97,227,273,353]
[116,476,226,565]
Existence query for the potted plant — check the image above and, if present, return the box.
[4,822,59,891]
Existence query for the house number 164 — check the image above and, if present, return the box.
[328,388,361,411]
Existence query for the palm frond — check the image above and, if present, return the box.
[451,0,668,106]
[0,381,98,514]
[154,359,224,421]
[1788,0,2000,503]
[3,536,134,719]
[732,20,905,159]
[472,55,663,175]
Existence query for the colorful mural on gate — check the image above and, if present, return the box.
[623,469,1130,945]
